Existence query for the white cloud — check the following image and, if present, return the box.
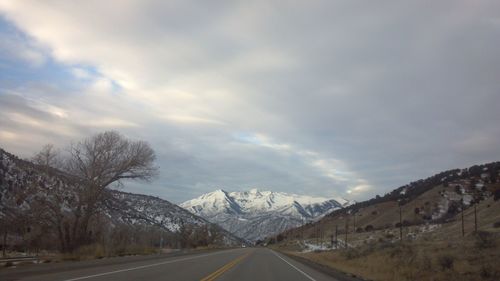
[70,67,93,80]
[0,1,499,202]
[0,27,46,66]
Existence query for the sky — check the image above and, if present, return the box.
[1,1,500,203]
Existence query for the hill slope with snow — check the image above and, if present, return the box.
[0,148,243,248]
[181,189,349,241]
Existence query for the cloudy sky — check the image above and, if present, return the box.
[1,1,499,203]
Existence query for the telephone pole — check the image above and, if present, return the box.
[399,202,403,241]
[316,224,319,245]
[461,197,465,237]
[353,211,356,234]
[335,224,338,249]
[345,214,348,248]
[301,218,305,243]
[474,203,478,233]
[159,235,163,253]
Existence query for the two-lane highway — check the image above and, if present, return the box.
[2,248,351,281]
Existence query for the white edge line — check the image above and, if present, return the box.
[270,250,317,281]
[61,250,235,281]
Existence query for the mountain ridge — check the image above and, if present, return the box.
[181,188,351,241]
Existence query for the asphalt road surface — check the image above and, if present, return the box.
[0,248,347,281]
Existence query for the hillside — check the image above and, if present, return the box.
[181,189,350,241]
[275,162,498,240]
[0,148,243,256]
[271,162,500,281]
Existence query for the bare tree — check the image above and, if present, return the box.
[60,131,158,251]
[32,144,61,172]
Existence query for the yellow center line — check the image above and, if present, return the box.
[200,251,252,281]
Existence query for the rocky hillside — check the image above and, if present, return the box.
[0,148,243,251]
[275,162,500,246]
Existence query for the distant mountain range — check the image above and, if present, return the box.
[181,189,352,241]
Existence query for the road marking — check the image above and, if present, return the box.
[200,251,251,281]
[271,250,317,281]
[60,250,237,281]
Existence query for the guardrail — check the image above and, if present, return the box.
[0,256,39,263]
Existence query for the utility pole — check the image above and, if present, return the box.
[353,211,356,234]
[461,197,465,237]
[474,203,478,233]
[399,202,403,241]
[159,235,164,253]
[319,225,322,248]
[320,227,325,247]
[335,225,338,249]
[345,214,348,249]
[301,218,304,244]
[414,199,417,223]
[316,224,319,245]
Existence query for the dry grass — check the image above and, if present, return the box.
[285,233,500,281]
[59,243,158,261]
[275,198,500,280]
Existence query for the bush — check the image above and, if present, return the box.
[342,248,362,260]
[437,255,454,270]
[276,234,285,242]
[364,225,374,232]
[385,233,395,239]
[480,265,493,279]
[494,188,500,201]
[493,221,500,228]
[475,231,496,249]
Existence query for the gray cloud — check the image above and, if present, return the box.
[1,1,499,203]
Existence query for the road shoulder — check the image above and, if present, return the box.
[279,251,366,281]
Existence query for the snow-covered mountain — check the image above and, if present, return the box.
[181,188,349,241]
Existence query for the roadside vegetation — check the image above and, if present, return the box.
[1,131,229,263]
[270,163,500,280]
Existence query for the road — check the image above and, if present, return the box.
[0,248,351,281]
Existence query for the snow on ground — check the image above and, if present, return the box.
[300,240,350,252]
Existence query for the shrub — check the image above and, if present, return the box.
[342,248,361,260]
[276,234,285,242]
[493,221,500,228]
[480,265,493,279]
[437,255,454,270]
[364,225,374,232]
[475,231,496,249]
[494,188,500,201]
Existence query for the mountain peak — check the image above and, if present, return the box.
[181,188,348,241]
